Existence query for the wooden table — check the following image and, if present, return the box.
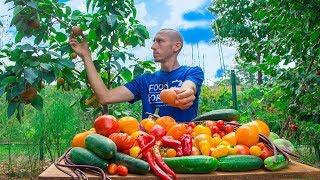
[39,161,320,180]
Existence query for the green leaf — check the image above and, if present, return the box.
[0,86,4,96]
[16,103,24,122]
[59,59,75,68]
[15,31,24,43]
[66,6,72,16]
[40,63,52,71]
[106,14,117,27]
[7,102,18,119]
[55,32,67,42]
[88,30,97,41]
[34,34,44,44]
[24,68,39,84]
[120,67,132,82]
[1,76,16,86]
[31,95,43,110]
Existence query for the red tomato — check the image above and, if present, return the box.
[224,124,234,133]
[188,122,196,128]
[211,126,220,134]
[260,146,273,160]
[108,163,118,175]
[257,142,266,150]
[150,124,166,139]
[216,120,225,130]
[205,120,215,128]
[94,115,120,137]
[219,131,226,138]
[235,145,250,155]
[117,165,128,176]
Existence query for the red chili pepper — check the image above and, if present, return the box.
[143,150,172,180]
[175,146,183,157]
[180,134,192,156]
[161,136,181,148]
[153,141,177,179]
[137,134,156,156]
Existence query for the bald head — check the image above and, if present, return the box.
[158,28,184,53]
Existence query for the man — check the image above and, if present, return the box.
[69,28,204,122]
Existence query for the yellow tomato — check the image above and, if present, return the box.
[129,146,142,159]
[166,148,177,157]
[130,131,147,140]
[249,145,263,156]
[211,136,222,147]
[192,125,212,137]
[194,134,213,148]
[199,140,211,156]
[222,132,237,146]
[211,145,229,158]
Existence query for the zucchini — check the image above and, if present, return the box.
[163,155,219,174]
[218,155,263,172]
[109,152,150,174]
[192,109,240,122]
[69,147,108,170]
[264,154,288,171]
[85,134,117,159]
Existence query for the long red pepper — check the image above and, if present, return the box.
[143,151,172,180]
[161,136,181,148]
[153,141,177,179]
[137,134,156,156]
[180,134,192,156]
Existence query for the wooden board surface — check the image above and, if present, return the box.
[38,160,320,180]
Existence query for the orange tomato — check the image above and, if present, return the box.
[166,148,177,157]
[160,89,178,106]
[166,124,187,140]
[192,125,212,137]
[140,118,156,133]
[71,130,95,148]
[235,125,259,147]
[108,163,118,175]
[118,116,139,135]
[156,116,176,132]
[247,120,270,136]
[222,132,237,146]
[117,165,128,176]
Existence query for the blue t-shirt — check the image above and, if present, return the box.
[124,66,204,122]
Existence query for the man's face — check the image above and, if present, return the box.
[151,31,175,62]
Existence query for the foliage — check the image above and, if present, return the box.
[0,0,155,121]
[209,0,320,162]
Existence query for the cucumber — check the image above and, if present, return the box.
[85,134,116,159]
[110,152,150,174]
[264,154,288,171]
[69,147,108,170]
[163,155,219,174]
[192,109,240,122]
[218,155,263,172]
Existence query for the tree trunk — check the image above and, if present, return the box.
[256,52,263,85]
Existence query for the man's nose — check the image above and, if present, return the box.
[151,43,157,50]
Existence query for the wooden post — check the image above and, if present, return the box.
[231,70,238,110]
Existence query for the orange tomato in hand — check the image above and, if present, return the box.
[235,125,259,147]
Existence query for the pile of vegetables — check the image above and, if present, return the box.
[58,109,298,179]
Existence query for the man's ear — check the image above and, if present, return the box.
[173,42,182,53]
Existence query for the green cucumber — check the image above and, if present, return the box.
[69,147,108,170]
[218,155,263,172]
[110,152,150,174]
[192,109,240,122]
[264,154,288,171]
[85,134,116,159]
[163,155,219,174]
